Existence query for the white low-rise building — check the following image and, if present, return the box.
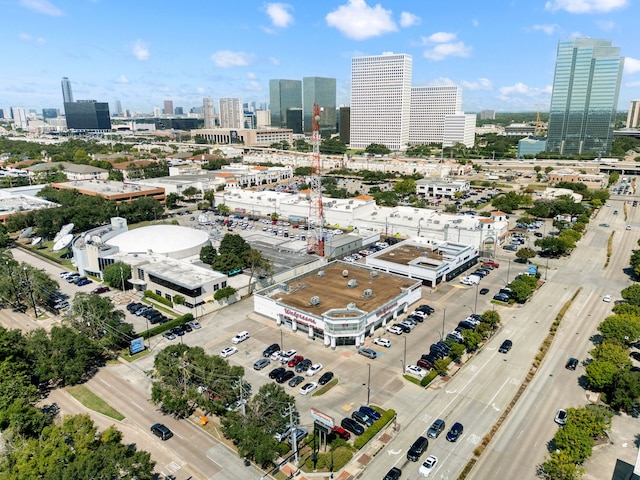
[416,178,470,198]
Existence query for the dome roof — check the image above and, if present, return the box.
[106,225,209,257]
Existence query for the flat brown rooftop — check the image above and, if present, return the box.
[375,244,444,265]
[276,262,416,314]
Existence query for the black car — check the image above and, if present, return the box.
[427,418,445,438]
[150,423,173,441]
[269,367,286,379]
[341,417,365,436]
[171,327,185,336]
[479,288,490,295]
[565,357,579,370]
[383,467,402,480]
[407,435,429,462]
[318,371,334,385]
[446,422,464,442]
[407,314,424,323]
[630,352,640,362]
[276,370,295,384]
[417,304,435,314]
[429,346,446,359]
[288,375,305,387]
[295,358,312,373]
[396,323,412,333]
[182,322,192,333]
[499,339,513,353]
[359,405,381,420]
[351,410,374,427]
[493,293,510,302]
[263,343,280,357]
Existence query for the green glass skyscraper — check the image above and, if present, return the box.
[269,79,302,130]
[303,77,336,135]
[547,38,624,156]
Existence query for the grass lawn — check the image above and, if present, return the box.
[312,378,338,396]
[66,385,125,421]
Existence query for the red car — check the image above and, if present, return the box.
[287,355,304,367]
[331,426,351,441]
[482,260,499,268]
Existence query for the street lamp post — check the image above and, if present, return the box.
[474,282,479,313]
[366,363,371,405]
[441,307,446,340]
[403,336,407,373]
[506,259,511,286]
[545,254,550,281]
[280,329,284,351]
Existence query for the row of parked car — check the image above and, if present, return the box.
[126,302,169,325]
[385,304,435,336]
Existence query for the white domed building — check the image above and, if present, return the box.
[72,218,228,307]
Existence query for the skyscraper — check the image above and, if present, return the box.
[350,53,412,150]
[61,77,74,104]
[269,79,302,129]
[303,77,336,135]
[64,100,111,130]
[203,98,215,129]
[163,100,174,115]
[219,98,243,129]
[547,38,624,156]
[10,107,28,129]
[114,100,122,116]
[627,100,640,129]
[409,85,462,145]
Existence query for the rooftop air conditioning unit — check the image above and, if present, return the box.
[370,271,378,278]
[309,296,320,306]
[317,270,326,277]
[362,289,373,298]
[342,270,349,277]
[347,302,357,309]
[347,279,358,288]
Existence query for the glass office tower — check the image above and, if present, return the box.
[547,38,624,156]
[269,79,302,130]
[303,77,336,135]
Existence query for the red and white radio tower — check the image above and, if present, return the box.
[307,103,325,256]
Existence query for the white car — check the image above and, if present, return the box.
[188,320,201,330]
[373,338,391,348]
[270,350,284,361]
[419,455,438,477]
[299,382,318,395]
[306,363,323,376]
[603,295,612,302]
[220,346,238,358]
[386,325,403,335]
[405,365,427,377]
[231,331,249,344]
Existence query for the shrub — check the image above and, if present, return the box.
[353,409,396,449]
[141,313,194,339]
[144,290,172,307]
[421,370,439,387]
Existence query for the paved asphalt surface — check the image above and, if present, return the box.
[4,197,640,479]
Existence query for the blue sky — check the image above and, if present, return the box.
[2,0,639,115]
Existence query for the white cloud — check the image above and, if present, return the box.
[265,3,294,28]
[325,0,397,40]
[195,87,205,94]
[531,24,559,35]
[244,80,263,92]
[427,77,457,86]
[544,0,628,14]
[626,80,640,87]
[400,11,420,28]
[115,75,129,84]
[427,32,457,43]
[421,32,471,61]
[247,72,257,80]
[499,83,552,97]
[18,32,46,45]
[131,40,149,61]
[624,57,640,75]
[269,57,281,65]
[19,0,64,16]
[472,19,479,27]
[210,50,253,68]
[461,78,493,91]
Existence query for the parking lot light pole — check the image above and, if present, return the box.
[280,329,284,351]
[441,308,446,340]
[366,363,371,405]
[403,337,407,373]
[474,282,479,313]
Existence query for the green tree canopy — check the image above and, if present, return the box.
[597,314,640,345]
[102,261,131,290]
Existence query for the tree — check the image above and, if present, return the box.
[515,247,536,263]
[200,245,218,265]
[630,249,640,278]
[165,192,180,209]
[246,248,273,294]
[214,286,237,302]
[182,186,199,200]
[102,261,131,290]
[620,284,640,306]
[535,236,573,257]
[597,314,640,345]
[319,137,347,154]
[585,359,619,391]
[461,330,482,352]
[219,233,251,258]
[68,292,131,351]
[217,204,230,215]
[607,370,640,412]
[365,143,391,155]
[393,179,417,196]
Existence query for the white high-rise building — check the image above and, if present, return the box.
[409,86,461,145]
[350,53,412,150]
[153,107,162,117]
[443,114,476,148]
[203,98,215,129]
[628,100,640,129]
[10,107,28,129]
[219,98,242,129]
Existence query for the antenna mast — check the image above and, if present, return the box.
[307,103,325,256]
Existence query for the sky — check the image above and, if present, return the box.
[2,0,640,116]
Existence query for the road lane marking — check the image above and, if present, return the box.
[130,401,144,411]
[99,378,112,387]
[387,449,401,455]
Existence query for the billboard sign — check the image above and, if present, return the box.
[310,407,334,429]
[129,337,144,355]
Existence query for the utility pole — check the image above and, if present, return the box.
[22,266,38,318]
[287,403,299,464]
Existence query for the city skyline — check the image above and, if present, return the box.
[2,0,640,114]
